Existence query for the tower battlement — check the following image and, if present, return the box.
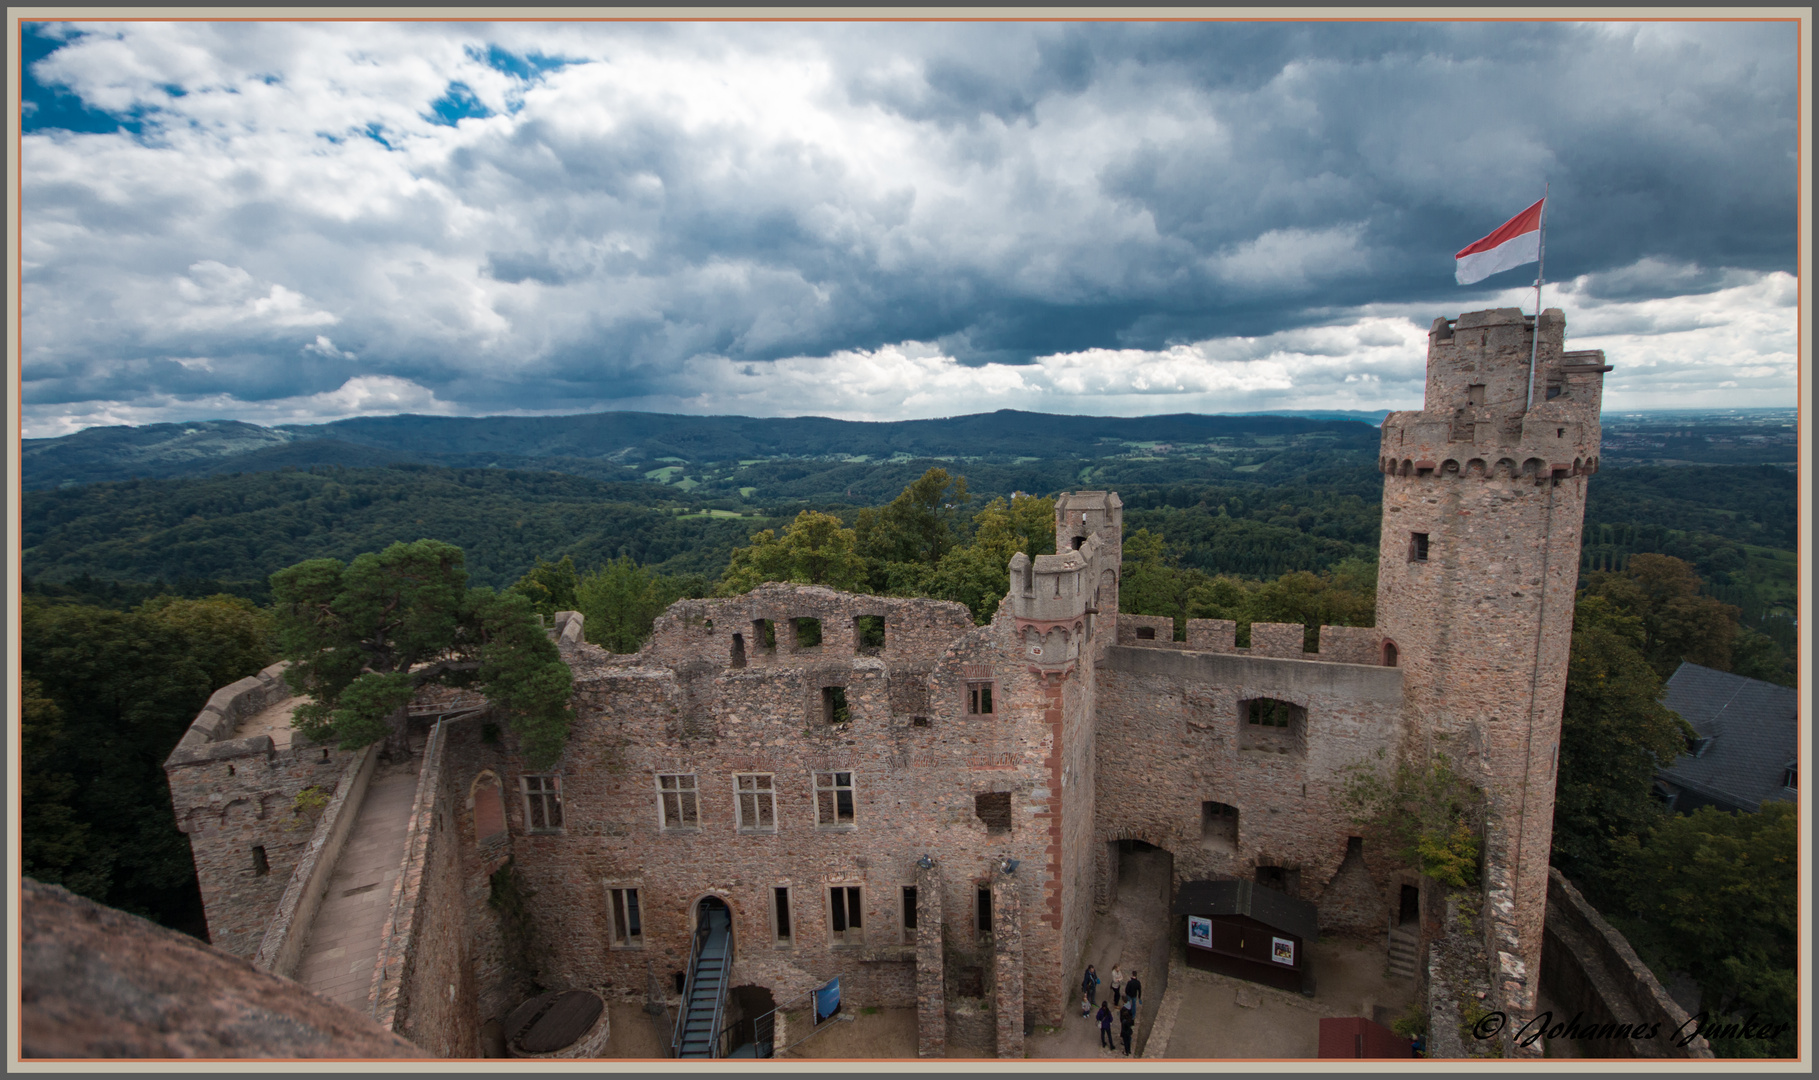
[1380,308,1609,483]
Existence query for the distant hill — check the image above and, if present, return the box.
[23,409,1383,490]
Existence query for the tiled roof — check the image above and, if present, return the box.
[1657,662,1798,813]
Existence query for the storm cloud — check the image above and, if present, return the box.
[19,20,1800,436]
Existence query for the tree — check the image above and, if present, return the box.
[855,467,969,590]
[576,557,707,653]
[924,494,1056,623]
[1610,803,1797,1057]
[718,511,867,595]
[270,539,573,768]
[510,556,580,620]
[1341,751,1485,888]
[21,594,276,930]
[1582,554,1738,677]
[1550,594,1694,903]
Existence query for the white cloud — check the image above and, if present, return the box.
[23,375,459,439]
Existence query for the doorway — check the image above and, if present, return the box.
[1398,884,1420,927]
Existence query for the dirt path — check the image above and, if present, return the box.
[1029,845,1172,1060]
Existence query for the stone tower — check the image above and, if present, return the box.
[1374,307,1609,1017]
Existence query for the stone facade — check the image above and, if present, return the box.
[168,308,1606,1060]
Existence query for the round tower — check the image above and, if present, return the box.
[1375,307,1609,1020]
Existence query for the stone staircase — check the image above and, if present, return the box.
[1387,925,1420,980]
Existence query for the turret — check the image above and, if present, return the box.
[1374,307,1608,1027]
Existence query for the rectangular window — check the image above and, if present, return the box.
[901,886,918,942]
[821,685,850,725]
[522,775,563,831]
[967,682,995,715]
[828,885,863,945]
[974,791,1012,834]
[855,615,886,651]
[814,771,855,827]
[251,845,269,877]
[658,773,699,830]
[736,774,776,831]
[609,887,643,947]
[773,887,793,945]
[795,618,822,648]
[1410,532,1429,562]
[975,886,993,937]
[1201,801,1239,852]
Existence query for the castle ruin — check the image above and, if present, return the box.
[164,308,1617,1057]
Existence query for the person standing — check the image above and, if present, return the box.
[1119,1001,1135,1056]
[1097,1001,1114,1052]
[1125,970,1143,1013]
[1109,964,1123,1008]
[1081,964,1100,1012]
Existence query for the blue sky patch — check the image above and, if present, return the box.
[472,43,575,81]
[427,81,491,126]
[21,23,142,134]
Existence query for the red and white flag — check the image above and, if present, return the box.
[1455,197,1545,285]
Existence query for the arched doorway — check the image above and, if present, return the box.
[722,985,776,1058]
[676,897,735,1058]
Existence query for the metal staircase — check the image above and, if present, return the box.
[1387,925,1420,980]
[671,904,732,1058]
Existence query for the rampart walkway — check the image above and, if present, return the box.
[295,761,421,1012]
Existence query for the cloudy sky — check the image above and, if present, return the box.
[17,18,1801,438]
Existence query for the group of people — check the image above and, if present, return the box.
[1080,964,1142,1056]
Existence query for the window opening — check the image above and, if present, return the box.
[252,845,269,876]
[975,887,993,936]
[1201,801,1238,851]
[822,685,850,725]
[610,887,643,947]
[967,682,995,716]
[1246,698,1303,728]
[1346,836,1364,858]
[814,771,855,826]
[658,773,700,829]
[522,774,563,831]
[829,885,863,944]
[1136,626,1156,640]
[736,774,776,831]
[911,715,930,727]
[901,886,918,941]
[1410,533,1429,562]
[795,617,822,648]
[1784,763,1798,791]
[855,615,886,651]
[753,619,776,652]
[974,791,1012,834]
[1383,641,1398,667]
[773,887,792,944]
[730,633,746,668]
[1467,384,1486,405]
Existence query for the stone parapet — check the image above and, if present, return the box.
[1540,869,1712,1058]
[165,661,294,767]
[255,745,379,978]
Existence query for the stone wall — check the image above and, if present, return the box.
[1540,869,1711,1058]
[255,745,379,977]
[164,662,357,959]
[1093,646,1406,925]
[370,719,481,1056]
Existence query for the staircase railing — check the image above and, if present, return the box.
[670,915,729,1058]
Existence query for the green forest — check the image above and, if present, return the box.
[18,430,1798,1055]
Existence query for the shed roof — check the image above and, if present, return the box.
[1657,663,1798,813]
[1173,878,1319,941]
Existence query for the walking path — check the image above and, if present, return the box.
[1029,847,1172,1059]
[295,760,422,1013]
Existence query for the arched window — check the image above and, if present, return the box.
[1383,641,1399,668]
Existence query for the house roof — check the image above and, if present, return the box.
[1172,878,1320,941]
[1657,662,1798,813]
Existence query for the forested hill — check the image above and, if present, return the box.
[22,409,1383,489]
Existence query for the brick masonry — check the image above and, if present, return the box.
[170,309,1610,1061]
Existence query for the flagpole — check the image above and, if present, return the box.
[1525,183,1549,412]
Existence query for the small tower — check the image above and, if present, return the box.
[1375,308,1609,1021]
[1052,491,1123,656]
